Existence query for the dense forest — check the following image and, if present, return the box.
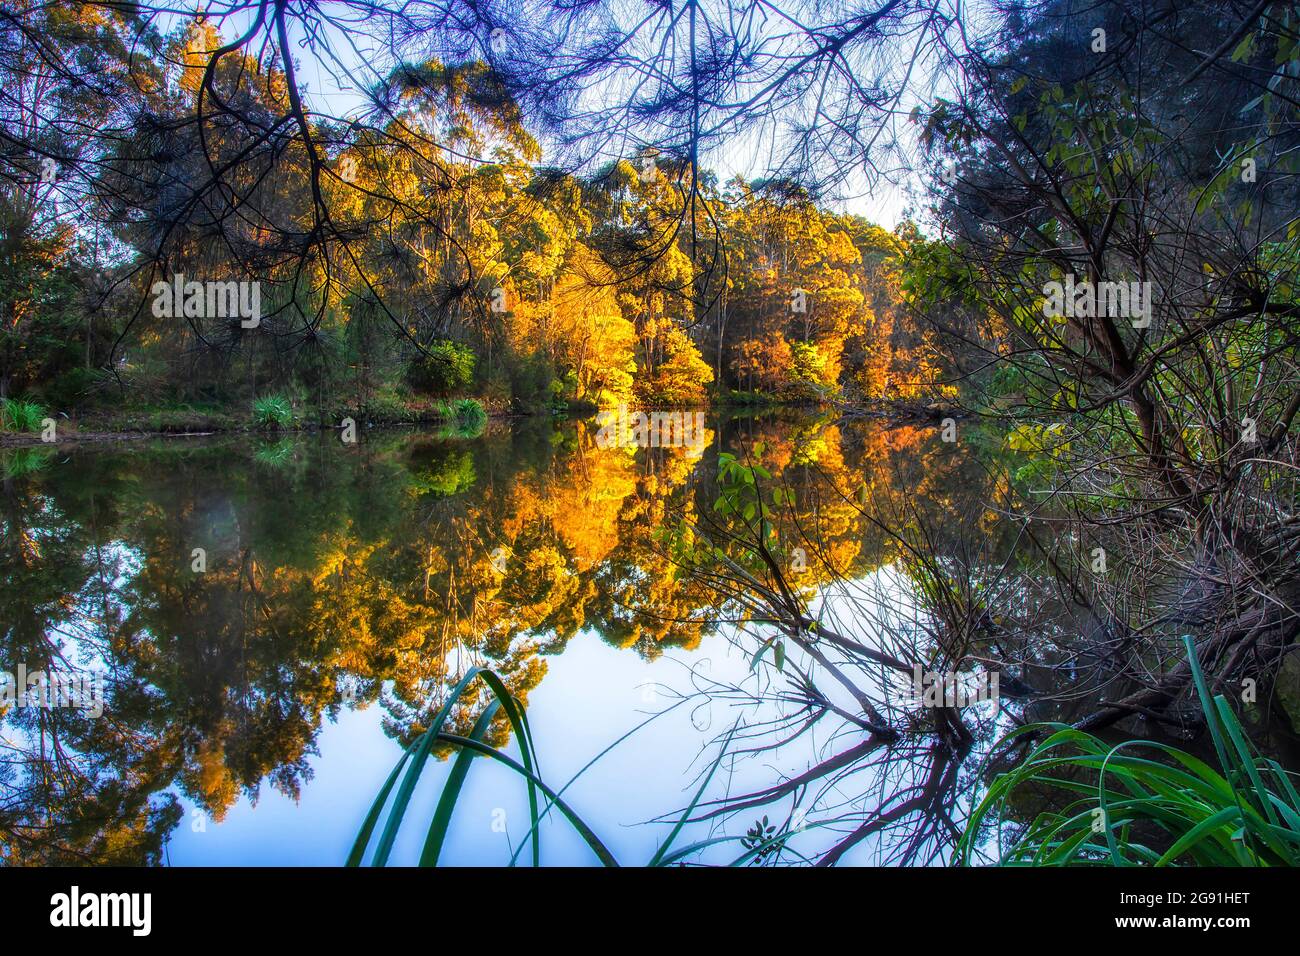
[1,10,951,425]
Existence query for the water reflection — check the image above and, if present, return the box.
[1,412,1028,864]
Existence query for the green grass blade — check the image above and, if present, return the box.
[419,699,501,866]
[1213,694,1280,827]
[1183,634,1232,773]
[474,669,542,867]
[507,698,686,867]
[434,733,619,866]
[648,720,739,867]
[347,741,417,867]
[370,667,485,866]
[1153,805,1243,865]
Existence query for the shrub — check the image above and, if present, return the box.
[435,398,488,439]
[252,395,293,430]
[959,636,1300,866]
[0,398,46,433]
[406,340,476,397]
[451,398,487,431]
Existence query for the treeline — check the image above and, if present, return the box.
[1,8,947,420]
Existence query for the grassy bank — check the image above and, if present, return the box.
[0,394,497,446]
[0,391,961,448]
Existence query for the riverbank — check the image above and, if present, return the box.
[0,396,511,447]
[0,395,971,447]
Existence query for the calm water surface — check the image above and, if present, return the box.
[0,412,1114,865]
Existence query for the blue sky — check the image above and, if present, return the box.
[153,1,934,227]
